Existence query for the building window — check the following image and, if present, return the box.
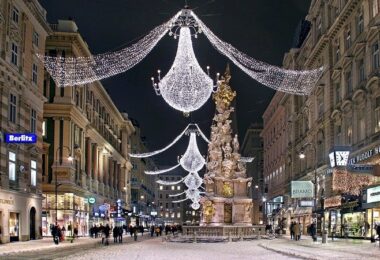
[11,6,19,23]
[9,94,17,123]
[30,109,36,133]
[159,185,163,190]
[357,11,364,35]
[31,160,37,186]
[32,63,38,84]
[358,108,366,141]
[9,152,16,181]
[317,92,324,118]
[345,71,352,96]
[373,43,380,70]
[373,0,379,17]
[11,43,18,66]
[345,28,351,50]
[171,186,175,190]
[177,212,181,218]
[159,194,162,199]
[42,120,46,136]
[177,185,181,190]
[358,59,365,83]
[316,16,322,39]
[335,42,340,62]
[166,194,169,199]
[335,83,341,104]
[347,125,352,145]
[335,124,342,145]
[32,31,39,47]
[375,97,380,132]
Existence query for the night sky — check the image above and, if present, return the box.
[39,0,311,166]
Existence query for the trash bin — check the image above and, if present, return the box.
[322,231,327,244]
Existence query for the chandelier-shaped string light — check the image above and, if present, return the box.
[37,11,181,87]
[129,123,209,158]
[191,11,323,95]
[179,131,206,172]
[151,26,214,113]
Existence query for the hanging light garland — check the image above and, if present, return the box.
[191,11,323,95]
[179,131,206,172]
[37,11,181,87]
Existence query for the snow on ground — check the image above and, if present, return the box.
[57,238,294,260]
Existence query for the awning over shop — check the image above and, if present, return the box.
[293,207,312,216]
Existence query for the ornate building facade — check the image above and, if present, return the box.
[129,118,157,227]
[0,0,50,243]
[41,20,134,236]
[241,123,264,224]
[263,0,380,237]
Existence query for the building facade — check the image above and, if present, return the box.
[155,168,187,225]
[263,0,380,238]
[41,20,134,236]
[241,123,264,225]
[129,118,157,227]
[0,0,50,243]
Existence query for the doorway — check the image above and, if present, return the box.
[30,207,36,240]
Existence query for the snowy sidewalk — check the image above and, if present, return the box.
[0,237,99,256]
[259,236,380,259]
[0,233,150,257]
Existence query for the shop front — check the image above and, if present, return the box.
[324,195,367,238]
[362,185,380,238]
[0,191,42,244]
[42,193,89,237]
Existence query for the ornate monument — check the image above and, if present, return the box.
[200,65,253,226]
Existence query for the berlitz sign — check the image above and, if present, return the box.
[348,145,380,165]
[291,181,314,198]
[4,133,37,144]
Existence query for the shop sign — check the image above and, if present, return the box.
[4,133,37,144]
[291,181,314,198]
[347,164,374,174]
[348,144,380,165]
[88,197,96,204]
[0,198,14,205]
[341,200,359,209]
[299,200,314,207]
[324,195,341,209]
[367,186,380,204]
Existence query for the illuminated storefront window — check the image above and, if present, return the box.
[9,212,19,241]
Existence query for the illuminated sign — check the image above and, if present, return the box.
[291,181,314,198]
[88,197,96,204]
[367,186,380,204]
[5,133,37,144]
[324,195,342,209]
[299,200,314,207]
[348,145,380,165]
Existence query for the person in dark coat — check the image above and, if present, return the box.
[104,224,110,246]
[133,226,138,241]
[150,226,155,237]
[290,222,295,240]
[129,225,134,237]
[113,226,118,243]
[310,222,317,242]
[118,227,123,243]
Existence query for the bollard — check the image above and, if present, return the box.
[229,231,232,242]
[193,231,197,243]
[258,229,261,240]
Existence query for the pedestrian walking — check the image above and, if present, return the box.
[104,224,110,246]
[310,222,317,242]
[290,222,294,240]
[118,226,123,243]
[150,226,155,237]
[294,222,300,241]
[133,226,138,241]
[113,226,118,243]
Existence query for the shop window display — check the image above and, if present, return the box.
[9,212,19,241]
[342,212,365,237]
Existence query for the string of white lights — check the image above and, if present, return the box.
[240,157,254,163]
[145,163,181,175]
[192,11,323,95]
[152,26,214,113]
[129,124,190,158]
[38,12,181,87]
[156,177,185,185]
[194,124,210,143]
[179,132,206,172]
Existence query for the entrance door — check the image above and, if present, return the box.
[30,207,36,240]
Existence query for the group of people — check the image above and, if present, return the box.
[50,223,79,244]
[290,221,316,242]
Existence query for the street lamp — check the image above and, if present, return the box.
[55,146,73,226]
[299,142,323,242]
